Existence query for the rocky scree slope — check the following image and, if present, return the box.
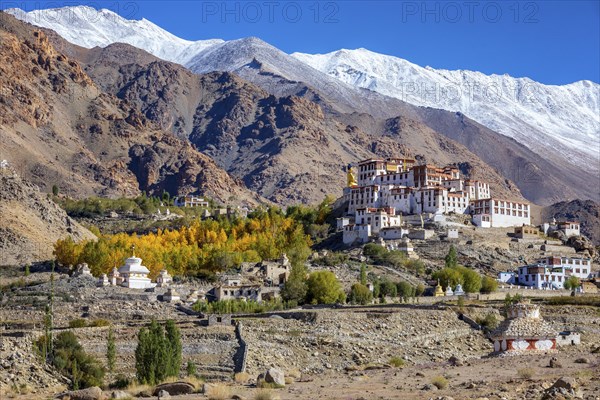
[0,166,95,266]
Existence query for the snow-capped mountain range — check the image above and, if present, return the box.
[6,6,600,174]
[292,49,600,172]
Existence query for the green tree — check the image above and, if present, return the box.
[445,245,458,269]
[165,320,182,378]
[379,278,398,299]
[480,276,499,293]
[359,264,367,286]
[281,263,308,303]
[415,283,425,297]
[564,276,580,290]
[306,271,346,304]
[135,320,168,385]
[52,184,59,196]
[348,283,372,305]
[106,327,116,373]
[456,266,482,293]
[24,264,30,276]
[432,268,462,290]
[396,281,415,302]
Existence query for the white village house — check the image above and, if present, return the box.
[516,256,594,290]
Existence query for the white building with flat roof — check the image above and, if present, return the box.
[471,198,531,227]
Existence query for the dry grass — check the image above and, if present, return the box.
[207,383,231,400]
[254,389,280,400]
[185,375,204,390]
[235,371,251,383]
[388,356,405,368]
[517,368,535,380]
[126,382,152,397]
[286,368,302,379]
[284,376,294,385]
[431,375,448,389]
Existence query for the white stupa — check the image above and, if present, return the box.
[117,246,154,289]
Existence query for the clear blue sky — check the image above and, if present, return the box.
[2,1,599,84]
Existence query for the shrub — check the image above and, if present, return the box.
[49,331,105,389]
[90,319,110,327]
[316,252,348,266]
[431,375,448,389]
[476,313,499,330]
[234,372,250,383]
[254,389,276,400]
[348,283,372,305]
[109,374,131,389]
[206,383,231,400]
[363,243,387,259]
[257,381,285,389]
[388,356,405,368]
[564,276,580,290]
[480,276,499,293]
[69,319,87,328]
[517,368,534,379]
[186,360,197,377]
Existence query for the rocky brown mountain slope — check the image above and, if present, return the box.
[63,41,523,204]
[0,13,263,207]
[542,200,600,245]
[0,11,592,208]
[0,165,95,266]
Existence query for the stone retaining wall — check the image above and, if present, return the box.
[233,321,248,373]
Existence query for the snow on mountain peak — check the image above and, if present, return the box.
[5,5,599,174]
[292,49,600,172]
[4,6,224,64]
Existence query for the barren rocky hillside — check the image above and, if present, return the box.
[0,11,594,209]
[0,13,263,207]
[67,41,524,204]
[0,166,95,266]
[542,200,600,245]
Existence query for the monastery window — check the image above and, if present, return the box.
[575,268,580,274]
[524,212,528,217]
[558,276,562,282]
[512,210,516,216]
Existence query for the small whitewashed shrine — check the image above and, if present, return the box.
[117,246,154,289]
[490,300,557,354]
[156,269,173,287]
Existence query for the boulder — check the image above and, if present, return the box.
[63,387,103,400]
[157,390,170,399]
[548,357,562,368]
[421,383,438,391]
[448,355,464,366]
[152,381,195,396]
[110,391,129,399]
[264,368,285,386]
[551,377,578,391]
[574,357,589,364]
